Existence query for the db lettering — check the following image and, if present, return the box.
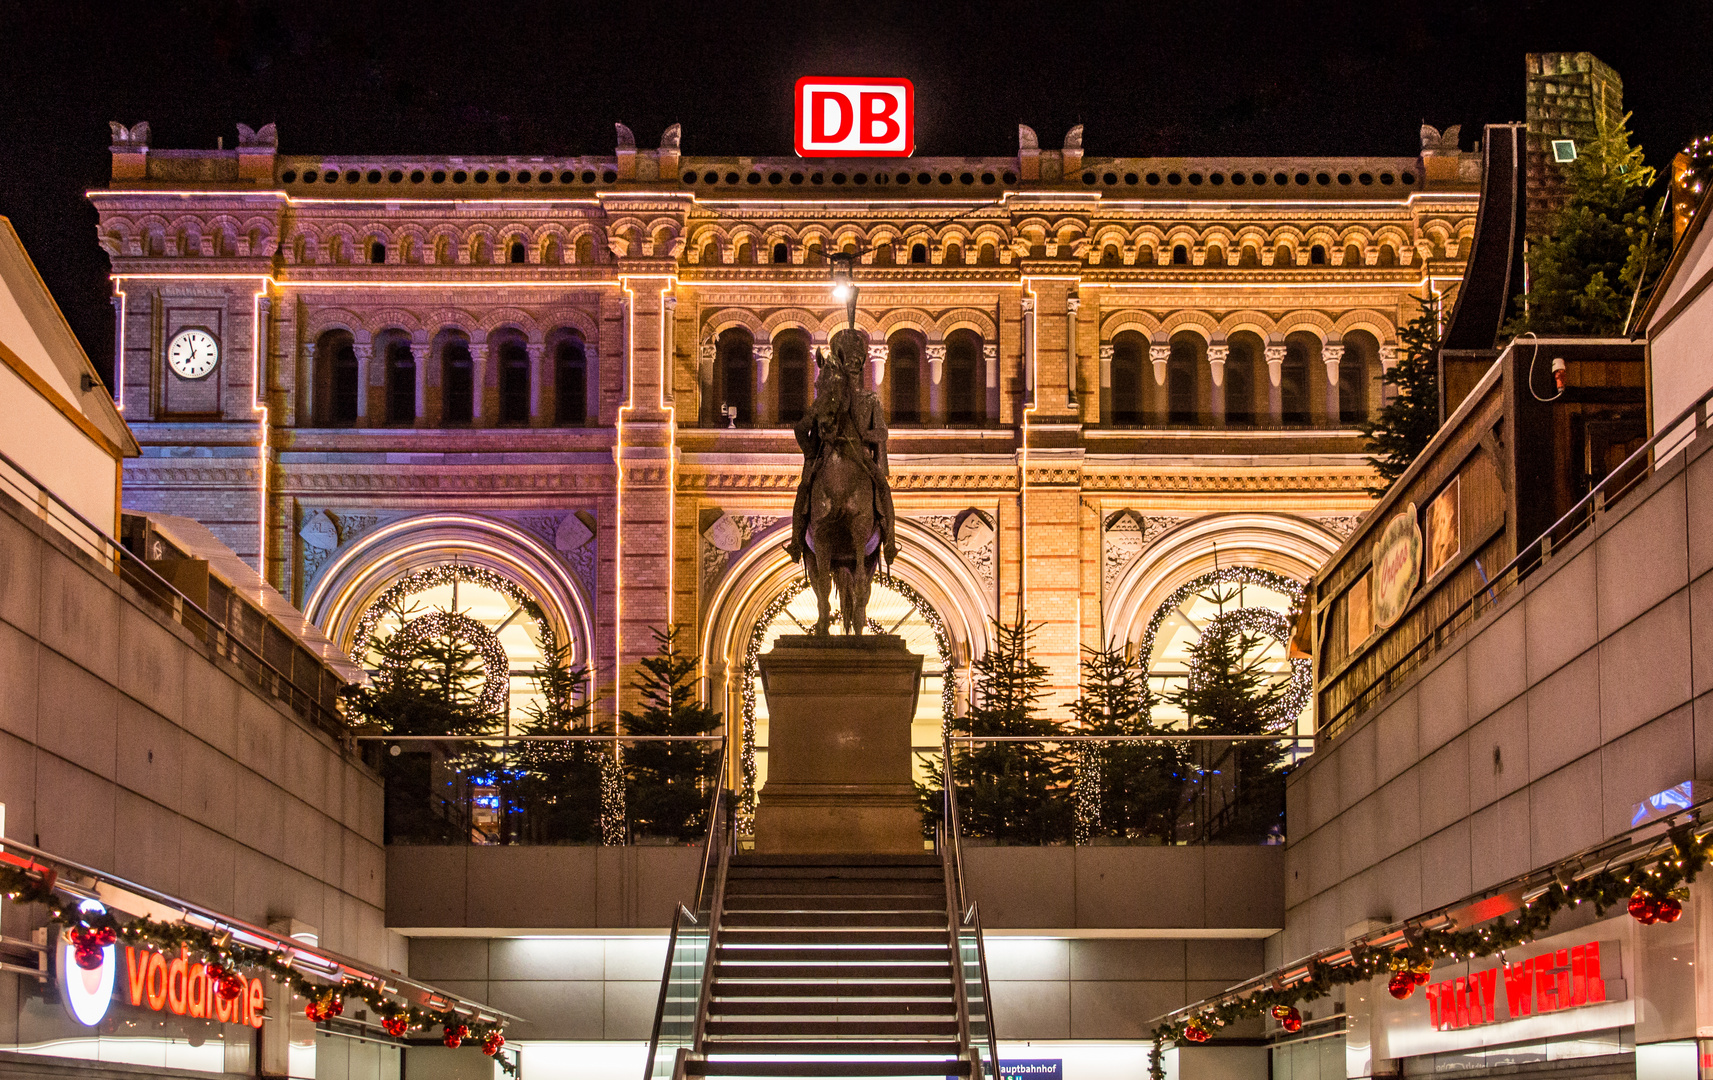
[795,78,915,157]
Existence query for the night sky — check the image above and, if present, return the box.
[3,0,1711,386]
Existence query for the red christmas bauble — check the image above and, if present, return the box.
[1413,969,1430,985]
[74,944,104,970]
[1657,896,1683,923]
[1282,1012,1303,1033]
[68,926,93,949]
[1182,1021,1210,1044]
[327,996,344,1018]
[443,1023,467,1049]
[382,1015,408,1038]
[1628,890,1660,924]
[305,1002,323,1022]
[216,972,245,1001]
[91,926,117,948]
[482,1031,506,1056]
[1270,1005,1292,1020]
[1387,971,1417,1000]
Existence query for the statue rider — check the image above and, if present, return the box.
[786,328,898,567]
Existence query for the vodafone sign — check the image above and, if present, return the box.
[795,78,915,157]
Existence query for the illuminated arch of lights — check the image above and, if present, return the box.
[382,609,513,718]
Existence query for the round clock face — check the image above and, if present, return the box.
[167,329,219,379]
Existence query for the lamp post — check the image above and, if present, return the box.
[830,252,858,331]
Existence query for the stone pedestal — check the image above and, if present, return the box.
[753,635,924,854]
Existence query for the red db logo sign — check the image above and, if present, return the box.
[795,78,915,157]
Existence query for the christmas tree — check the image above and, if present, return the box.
[927,620,1073,844]
[510,645,609,843]
[1163,587,1292,843]
[1508,111,1670,337]
[1069,641,1188,845]
[1359,293,1446,491]
[343,602,503,843]
[621,626,724,843]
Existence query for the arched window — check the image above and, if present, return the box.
[1275,244,1293,266]
[774,330,810,425]
[555,335,589,425]
[944,330,982,426]
[574,235,595,264]
[542,238,562,265]
[369,241,386,264]
[1101,245,1121,267]
[1309,244,1327,265]
[1377,244,1398,266]
[1167,334,1199,425]
[1205,246,1225,267]
[383,335,417,425]
[717,328,755,426]
[1172,244,1189,265]
[772,242,790,264]
[496,336,531,424]
[509,241,526,264]
[888,332,922,425]
[736,242,754,265]
[313,330,360,426]
[1110,331,1146,426]
[1239,245,1260,267]
[1343,244,1364,267]
[1280,335,1313,425]
[978,243,997,266]
[1225,334,1262,427]
[440,334,474,425]
[944,243,962,265]
[1339,330,1379,425]
[911,243,928,264]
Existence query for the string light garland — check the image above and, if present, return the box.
[0,862,512,1070]
[600,751,627,845]
[1144,823,1711,1080]
[383,610,513,717]
[736,574,956,828]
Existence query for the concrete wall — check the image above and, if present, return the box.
[385,846,702,931]
[1282,413,1713,965]
[0,482,393,978]
[966,846,1284,931]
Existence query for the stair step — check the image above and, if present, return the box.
[712,981,954,999]
[719,930,948,946]
[728,854,941,867]
[726,868,943,882]
[718,947,949,964]
[725,895,946,911]
[705,1020,960,1038]
[727,879,943,894]
[689,1058,972,1077]
[701,1042,962,1057]
[710,999,955,1017]
[715,962,953,980]
[724,911,947,928]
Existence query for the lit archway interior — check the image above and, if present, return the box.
[1137,566,1312,738]
[740,577,955,814]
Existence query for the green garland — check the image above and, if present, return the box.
[0,862,511,1069]
[1146,824,1709,1080]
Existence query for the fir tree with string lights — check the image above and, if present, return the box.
[510,645,610,843]
[343,601,504,843]
[928,620,1073,844]
[621,625,724,842]
[1163,585,1291,844]
[1359,292,1446,492]
[1070,641,1188,844]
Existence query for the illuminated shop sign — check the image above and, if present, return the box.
[58,930,266,1029]
[795,78,915,157]
[1425,941,1617,1030]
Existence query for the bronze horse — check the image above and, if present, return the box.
[790,330,896,636]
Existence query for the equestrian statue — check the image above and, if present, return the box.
[785,328,898,636]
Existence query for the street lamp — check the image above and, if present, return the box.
[830,251,858,330]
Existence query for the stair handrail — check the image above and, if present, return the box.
[642,741,731,1080]
[941,729,1001,1079]
[689,782,734,1054]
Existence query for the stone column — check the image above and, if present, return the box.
[699,338,717,426]
[1020,297,1036,408]
[1099,343,1114,424]
[412,334,430,427]
[926,342,946,424]
[755,342,774,426]
[527,341,547,425]
[1379,344,1398,408]
[1065,295,1080,405]
[300,342,317,425]
[470,340,489,426]
[1207,343,1229,427]
[982,344,999,424]
[868,343,887,393]
[1265,342,1286,425]
[1323,341,1345,425]
[1149,343,1170,426]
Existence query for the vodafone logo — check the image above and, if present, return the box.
[795,78,915,157]
[58,901,116,1027]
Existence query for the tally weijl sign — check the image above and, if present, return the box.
[795,78,915,157]
[1379,923,1632,1059]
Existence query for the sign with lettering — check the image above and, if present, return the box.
[1000,1062,1063,1080]
[1379,923,1632,1060]
[122,946,266,1028]
[1370,503,1422,628]
[794,78,915,157]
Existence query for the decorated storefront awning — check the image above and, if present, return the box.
[0,835,519,1056]
[1143,790,1710,1077]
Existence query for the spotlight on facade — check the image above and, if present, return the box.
[830,252,858,329]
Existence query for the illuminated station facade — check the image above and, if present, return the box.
[91,119,1478,775]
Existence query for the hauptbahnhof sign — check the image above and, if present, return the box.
[794,78,915,157]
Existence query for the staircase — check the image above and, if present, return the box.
[645,759,997,1080]
[693,854,968,1077]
